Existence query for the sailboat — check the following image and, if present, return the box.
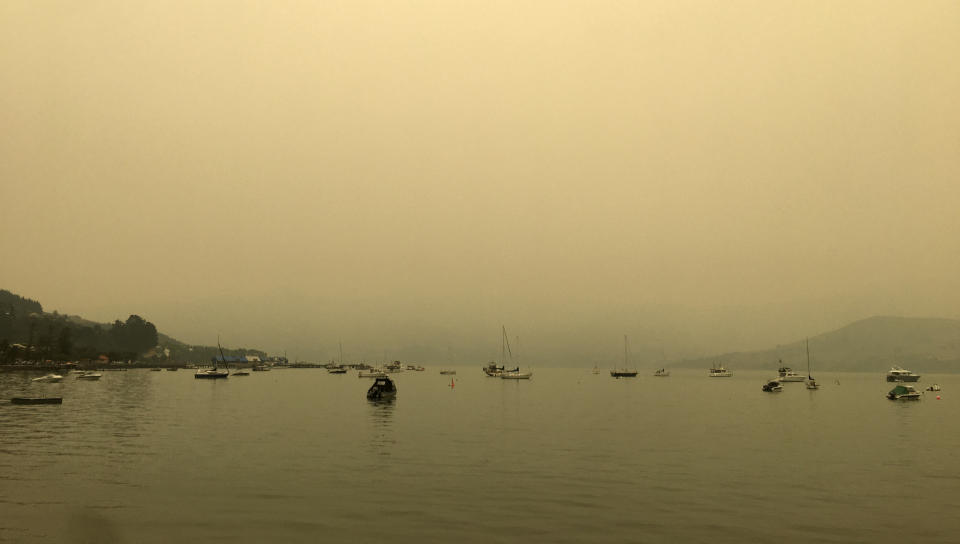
[610,335,638,378]
[805,338,819,390]
[196,338,229,379]
[328,341,348,374]
[499,326,532,379]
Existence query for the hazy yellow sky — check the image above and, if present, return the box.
[2,1,958,364]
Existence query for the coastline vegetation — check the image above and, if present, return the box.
[0,289,265,366]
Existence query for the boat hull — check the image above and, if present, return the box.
[11,397,62,405]
[888,393,921,400]
[195,371,229,379]
[886,375,920,382]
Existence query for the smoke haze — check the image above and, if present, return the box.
[2,1,958,364]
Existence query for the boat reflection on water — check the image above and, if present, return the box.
[367,392,397,455]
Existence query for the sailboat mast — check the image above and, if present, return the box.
[501,326,505,368]
[216,335,226,371]
[624,335,628,369]
[806,338,811,377]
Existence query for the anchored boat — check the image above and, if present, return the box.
[366,376,397,401]
[887,384,921,400]
[762,379,784,392]
[11,397,63,405]
[886,366,921,382]
[610,336,638,378]
[196,338,230,379]
[709,364,732,377]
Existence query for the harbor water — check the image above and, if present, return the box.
[1,367,958,543]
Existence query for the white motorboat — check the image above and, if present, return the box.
[653,368,670,377]
[32,373,63,383]
[358,368,387,378]
[75,371,103,381]
[777,361,805,382]
[886,366,921,382]
[709,364,732,377]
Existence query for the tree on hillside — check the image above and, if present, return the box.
[124,315,158,353]
[57,327,73,360]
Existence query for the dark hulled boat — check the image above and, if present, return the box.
[11,397,63,405]
[366,377,397,401]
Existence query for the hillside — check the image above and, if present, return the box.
[1,289,267,363]
[675,316,960,373]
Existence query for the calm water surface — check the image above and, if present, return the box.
[1,367,958,543]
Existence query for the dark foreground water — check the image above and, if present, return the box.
[1,367,958,543]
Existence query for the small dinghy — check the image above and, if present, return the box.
[366,377,397,401]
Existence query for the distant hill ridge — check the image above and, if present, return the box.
[676,316,960,373]
[1,288,266,363]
